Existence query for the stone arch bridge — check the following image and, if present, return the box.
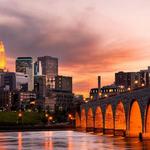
[75,88,150,139]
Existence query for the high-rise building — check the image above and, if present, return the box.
[34,61,42,76]
[38,56,58,89]
[55,75,72,92]
[0,41,6,70]
[16,57,34,91]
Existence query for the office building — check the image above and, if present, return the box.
[38,56,58,89]
[55,75,72,92]
[0,72,29,91]
[115,70,150,89]
[16,57,34,91]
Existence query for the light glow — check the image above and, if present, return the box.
[0,41,6,70]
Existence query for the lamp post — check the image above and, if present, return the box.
[48,116,53,125]
[134,80,139,89]
[68,114,75,126]
[18,111,23,125]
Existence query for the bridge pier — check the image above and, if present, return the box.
[94,128,103,133]
[103,129,114,135]
[114,130,126,137]
[86,127,95,132]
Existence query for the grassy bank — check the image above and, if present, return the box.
[0,112,44,125]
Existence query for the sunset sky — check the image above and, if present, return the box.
[0,0,150,96]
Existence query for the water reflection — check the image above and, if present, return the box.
[18,132,22,150]
[44,131,53,150]
[0,131,149,150]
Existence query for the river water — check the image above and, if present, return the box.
[0,131,149,150]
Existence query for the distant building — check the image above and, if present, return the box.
[45,92,57,112]
[0,89,36,110]
[45,75,73,112]
[16,57,34,91]
[34,75,46,99]
[115,71,149,89]
[34,60,42,76]
[38,56,58,89]
[53,90,74,112]
[11,91,36,110]
[0,72,29,91]
[0,89,12,110]
[55,75,72,92]
[139,70,149,86]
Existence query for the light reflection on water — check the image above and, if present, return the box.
[0,131,149,150]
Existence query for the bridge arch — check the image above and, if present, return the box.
[129,100,142,136]
[145,100,150,135]
[115,101,126,131]
[81,108,86,128]
[105,104,114,131]
[87,108,94,128]
[95,106,103,130]
[75,112,81,128]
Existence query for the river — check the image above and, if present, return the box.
[0,131,149,150]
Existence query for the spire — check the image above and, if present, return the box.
[0,41,5,52]
[0,41,6,69]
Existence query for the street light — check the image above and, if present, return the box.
[68,114,72,119]
[127,87,131,91]
[48,116,53,121]
[45,113,49,118]
[18,112,23,118]
[104,94,108,98]
[18,112,23,125]
[134,80,138,84]
[141,83,145,87]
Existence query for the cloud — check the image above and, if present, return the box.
[1,0,150,96]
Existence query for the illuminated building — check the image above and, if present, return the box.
[115,70,149,89]
[0,41,6,70]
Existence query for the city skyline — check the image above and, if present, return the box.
[1,0,150,96]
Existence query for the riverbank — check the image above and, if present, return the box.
[0,124,75,132]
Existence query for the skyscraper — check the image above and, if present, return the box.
[0,41,6,70]
[16,57,34,91]
[38,56,58,89]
